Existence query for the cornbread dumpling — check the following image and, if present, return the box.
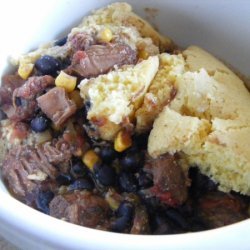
[148,107,211,157]
[184,46,238,77]
[135,53,185,133]
[79,56,159,140]
[170,69,250,121]
[148,46,250,195]
[187,120,250,194]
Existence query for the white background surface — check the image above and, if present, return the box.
[0,0,249,249]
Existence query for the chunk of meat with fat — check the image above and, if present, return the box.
[198,192,248,229]
[68,32,95,55]
[49,191,110,229]
[143,154,188,207]
[13,75,54,100]
[68,43,137,78]
[41,139,72,165]
[1,141,72,202]
[37,87,77,127]
[2,75,54,121]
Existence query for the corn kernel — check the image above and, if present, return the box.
[82,150,100,171]
[51,123,62,132]
[69,90,84,109]
[105,194,120,211]
[18,63,34,80]
[74,148,83,157]
[98,28,113,43]
[55,71,77,93]
[34,130,52,144]
[138,50,149,60]
[58,185,68,195]
[114,130,132,152]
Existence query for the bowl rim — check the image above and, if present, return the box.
[0,1,250,248]
[0,188,250,249]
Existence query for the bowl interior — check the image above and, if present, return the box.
[1,0,250,77]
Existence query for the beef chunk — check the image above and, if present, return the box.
[9,121,30,142]
[143,154,188,207]
[49,191,110,229]
[1,141,72,202]
[68,43,137,78]
[4,75,54,121]
[39,140,72,165]
[37,87,77,127]
[0,74,24,105]
[198,192,248,229]
[68,32,95,55]
[130,206,150,234]
[13,75,54,100]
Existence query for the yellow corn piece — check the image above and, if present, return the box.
[82,150,100,171]
[34,130,52,144]
[98,28,113,43]
[105,190,121,210]
[18,63,34,80]
[55,71,77,93]
[114,130,132,152]
[138,50,149,60]
[69,90,84,109]
[74,148,83,157]
[51,123,63,132]
[58,185,68,195]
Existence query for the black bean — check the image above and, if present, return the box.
[60,57,71,70]
[14,97,28,107]
[189,167,217,198]
[124,144,138,154]
[165,209,189,230]
[35,55,61,75]
[0,109,7,121]
[119,172,138,193]
[120,152,144,173]
[71,161,88,178]
[111,202,135,232]
[151,214,174,235]
[35,190,54,214]
[96,165,116,186]
[68,178,94,191]
[141,196,161,212]
[116,202,134,219]
[54,36,67,46]
[30,116,49,132]
[85,100,91,111]
[93,162,102,173]
[111,216,129,233]
[14,97,22,106]
[99,146,117,163]
[82,101,91,121]
[137,171,153,189]
[176,203,194,217]
[56,174,73,186]
[134,133,148,150]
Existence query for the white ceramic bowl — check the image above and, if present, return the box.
[0,0,249,249]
